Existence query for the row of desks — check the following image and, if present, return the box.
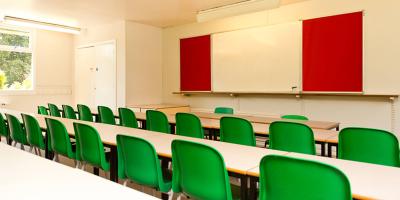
[2,108,398,199]
[0,142,158,200]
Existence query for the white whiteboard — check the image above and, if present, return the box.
[212,21,302,92]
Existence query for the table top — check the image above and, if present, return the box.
[192,112,340,130]
[0,143,158,200]
[247,152,400,200]
[129,104,190,109]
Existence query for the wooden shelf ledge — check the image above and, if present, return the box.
[173,91,399,98]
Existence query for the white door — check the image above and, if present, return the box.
[75,41,117,109]
[75,46,96,107]
[94,42,117,110]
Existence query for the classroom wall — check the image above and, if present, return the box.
[162,0,400,135]
[74,21,127,108]
[125,21,162,106]
[0,29,73,112]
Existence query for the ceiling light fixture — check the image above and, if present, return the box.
[197,0,281,22]
[3,16,81,34]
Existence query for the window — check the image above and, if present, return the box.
[0,27,33,90]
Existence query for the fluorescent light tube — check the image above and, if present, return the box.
[3,16,81,34]
[197,0,280,22]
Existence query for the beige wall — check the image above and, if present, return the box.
[0,29,74,112]
[162,0,400,134]
[125,21,162,106]
[74,21,126,107]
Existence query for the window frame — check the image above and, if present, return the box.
[0,24,36,94]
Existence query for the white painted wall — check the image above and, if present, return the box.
[162,0,400,135]
[125,21,162,106]
[0,29,73,112]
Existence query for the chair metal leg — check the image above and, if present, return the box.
[166,190,173,200]
[123,179,129,186]
[29,146,33,153]
[12,141,17,147]
[52,153,59,162]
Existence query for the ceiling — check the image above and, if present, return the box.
[0,0,308,28]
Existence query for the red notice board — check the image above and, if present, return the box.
[303,12,363,92]
[180,35,211,91]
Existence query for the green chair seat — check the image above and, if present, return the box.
[118,108,138,128]
[77,104,93,122]
[171,140,234,200]
[214,107,234,114]
[146,110,170,134]
[269,121,316,155]
[6,114,28,147]
[220,116,256,146]
[62,105,77,119]
[259,155,351,200]
[117,135,171,193]
[281,115,309,120]
[338,127,400,167]
[73,123,110,172]
[0,113,8,139]
[37,106,49,115]
[22,114,46,152]
[175,113,204,138]
[48,103,61,117]
[98,106,116,125]
[45,118,76,160]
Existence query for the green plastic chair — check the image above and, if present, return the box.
[37,106,49,115]
[269,121,316,155]
[45,118,76,162]
[48,103,61,117]
[73,123,110,172]
[338,127,400,167]
[118,108,138,128]
[265,115,309,147]
[259,155,351,200]
[5,114,28,149]
[77,104,93,122]
[220,117,256,146]
[146,110,170,134]
[0,113,9,143]
[62,105,77,119]
[281,115,309,120]
[98,106,116,125]
[171,140,233,200]
[175,113,204,138]
[21,114,45,156]
[117,135,171,194]
[214,107,234,114]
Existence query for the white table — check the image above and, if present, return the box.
[0,143,158,200]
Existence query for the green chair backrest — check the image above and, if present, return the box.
[37,106,49,115]
[21,114,45,150]
[73,123,109,171]
[269,121,316,155]
[77,104,93,122]
[98,106,116,125]
[259,155,351,200]
[117,135,171,192]
[214,107,234,114]
[281,115,309,121]
[62,105,77,119]
[146,110,170,134]
[175,113,204,138]
[220,117,256,146]
[118,108,138,128]
[0,113,8,137]
[48,103,61,117]
[338,127,400,167]
[5,114,28,145]
[45,118,75,159]
[171,140,232,200]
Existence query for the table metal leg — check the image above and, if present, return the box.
[109,145,118,182]
[240,175,248,200]
[249,176,258,200]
